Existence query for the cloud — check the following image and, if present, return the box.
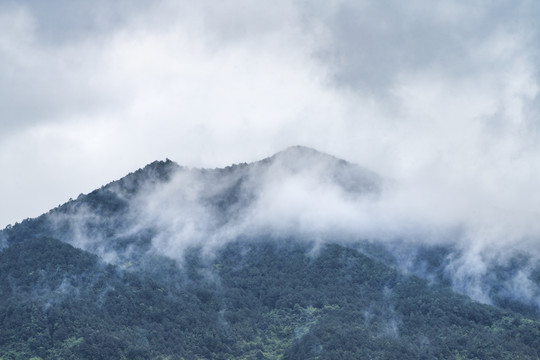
[1,0,540,285]
[36,144,539,311]
[0,0,344,226]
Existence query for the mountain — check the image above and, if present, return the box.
[1,146,539,359]
[1,146,382,265]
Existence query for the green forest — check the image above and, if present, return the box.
[1,237,538,359]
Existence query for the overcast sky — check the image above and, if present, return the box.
[1,0,540,231]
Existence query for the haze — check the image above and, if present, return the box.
[1,0,540,258]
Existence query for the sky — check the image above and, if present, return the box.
[1,0,540,233]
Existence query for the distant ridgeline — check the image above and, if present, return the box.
[0,147,539,359]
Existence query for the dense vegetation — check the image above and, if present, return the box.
[0,237,538,359]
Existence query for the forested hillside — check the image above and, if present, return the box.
[1,148,539,359]
[1,237,538,359]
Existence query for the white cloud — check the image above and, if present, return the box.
[1,0,540,268]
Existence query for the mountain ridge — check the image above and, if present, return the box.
[1,147,539,359]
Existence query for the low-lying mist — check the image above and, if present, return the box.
[23,146,540,312]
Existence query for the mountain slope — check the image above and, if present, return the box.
[1,147,539,359]
[1,238,539,359]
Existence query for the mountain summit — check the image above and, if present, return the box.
[267,145,346,168]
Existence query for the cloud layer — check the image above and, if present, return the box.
[1,0,540,263]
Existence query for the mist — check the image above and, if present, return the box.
[1,0,540,235]
[1,0,540,311]
[37,146,538,312]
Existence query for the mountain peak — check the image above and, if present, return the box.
[242,145,382,196]
[260,145,347,170]
[273,145,337,160]
[278,145,324,155]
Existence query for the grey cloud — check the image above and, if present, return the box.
[1,0,151,44]
[307,1,540,94]
[0,3,119,134]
